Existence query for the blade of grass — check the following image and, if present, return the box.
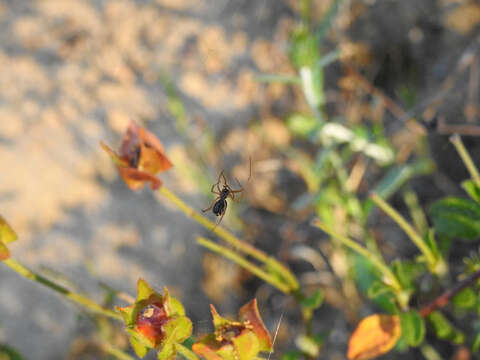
[197,237,291,294]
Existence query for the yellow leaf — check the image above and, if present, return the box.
[347,314,401,360]
[0,216,17,244]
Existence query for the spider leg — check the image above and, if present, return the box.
[229,192,241,203]
[220,171,227,187]
[229,178,244,193]
[202,198,218,212]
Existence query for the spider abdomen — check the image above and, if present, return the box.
[213,199,227,216]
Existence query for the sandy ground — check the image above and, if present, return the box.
[0,0,295,358]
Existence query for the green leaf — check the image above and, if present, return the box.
[452,287,477,309]
[300,289,324,322]
[400,311,425,347]
[300,289,324,310]
[281,351,302,360]
[255,74,301,84]
[137,279,156,302]
[368,281,394,298]
[391,260,414,290]
[294,335,319,358]
[0,217,17,244]
[290,28,319,68]
[130,336,149,358]
[430,197,480,241]
[366,160,435,214]
[0,345,24,360]
[163,287,185,317]
[462,180,480,203]
[473,332,480,352]
[158,316,192,360]
[424,229,440,257]
[427,311,464,344]
[287,114,319,137]
[232,330,260,360]
[127,328,155,349]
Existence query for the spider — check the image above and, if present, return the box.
[202,170,244,228]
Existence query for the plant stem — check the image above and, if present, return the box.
[311,219,402,292]
[450,134,480,187]
[370,193,436,268]
[419,268,480,317]
[176,343,200,360]
[2,258,122,321]
[197,237,291,294]
[100,343,136,360]
[157,186,299,291]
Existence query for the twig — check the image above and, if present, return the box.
[420,268,480,317]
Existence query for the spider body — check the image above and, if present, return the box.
[212,189,229,216]
[202,171,243,227]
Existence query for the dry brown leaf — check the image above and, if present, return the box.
[347,314,401,360]
[445,3,480,34]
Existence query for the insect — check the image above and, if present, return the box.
[202,158,252,228]
[202,170,244,228]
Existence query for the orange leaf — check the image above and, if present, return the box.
[100,121,172,191]
[347,314,401,360]
[239,299,272,351]
[117,167,162,190]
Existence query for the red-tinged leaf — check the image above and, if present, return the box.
[0,241,10,261]
[193,299,272,360]
[347,314,401,360]
[101,121,172,191]
[210,304,231,329]
[117,279,191,354]
[138,127,173,173]
[238,299,272,351]
[136,303,169,345]
[117,167,162,190]
[192,335,224,360]
[0,216,17,244]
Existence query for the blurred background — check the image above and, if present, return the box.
[1,0,480,359]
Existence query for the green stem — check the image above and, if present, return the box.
[158,186,299,291]
[2,258,122,321]
[197,237,291,294]
[311,219,402,292]
[450,134,480,187]
[403,189,428,236]
[370,193,436,268]
[100,343,136,360]
[176,342,200,360]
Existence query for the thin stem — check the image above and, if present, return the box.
[197,237,291,294]
[311,219,402,292]
[176,343,200,360]
[100,343,136,360]
[158,186,299,291]
[420,268,480,317]
[450,134,480,187]
[370,193,436,268]
[2,258,122,321]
